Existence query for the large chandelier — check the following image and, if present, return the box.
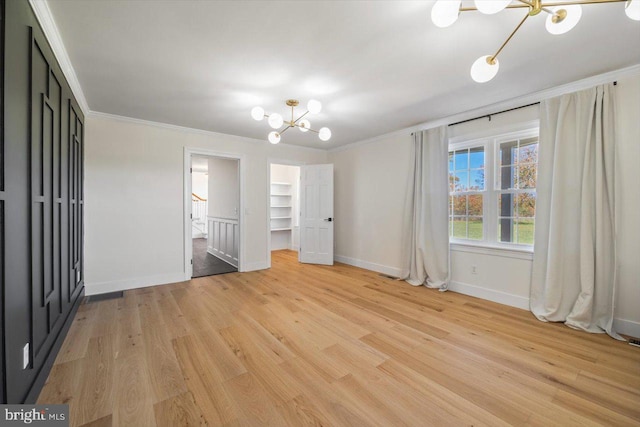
[431,0,640,83]
[251,99,332,144]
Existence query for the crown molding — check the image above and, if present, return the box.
[88,111,328,153]
[29,0,90,113]
[329,64,640,153]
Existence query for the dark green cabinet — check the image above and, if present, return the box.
[2,0,85,403]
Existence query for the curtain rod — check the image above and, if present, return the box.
[447,102,540,127]
[410,81,618,135]
[446,80,618,128]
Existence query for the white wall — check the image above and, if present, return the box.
[191,171,208,200]
[615,75,640,336]
[330,133,413,277]
[84,115,327,295]
[208,157,238,219]
[329,73,640,337]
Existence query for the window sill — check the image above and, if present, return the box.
[450,242,534,260]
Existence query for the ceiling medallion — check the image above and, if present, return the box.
[431,0,640,83]
[251,99,331,144]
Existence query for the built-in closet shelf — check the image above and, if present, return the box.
[271,193,292,197]
[271,182,291,186]
[271,216,291,220]
[271,228,292,231]
[271,205,292,208]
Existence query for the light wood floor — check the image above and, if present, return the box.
[39,250,640,426]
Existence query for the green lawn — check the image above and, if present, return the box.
[452,219,534,244]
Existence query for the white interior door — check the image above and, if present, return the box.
[299,164,334,265]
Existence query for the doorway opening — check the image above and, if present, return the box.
[190,154,239,278]
[269,163,301,256]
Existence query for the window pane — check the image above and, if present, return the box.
[499,166,515,190]
[516,219,534,245]
[449,172,456,192]
[469,147,484,169]
[470,169,485,190]
[454,150,468,170]
[519,140,538,164]
[468,217,483,240]
[497,194,516,218]
[518,163,537,189]
[452,217,467,239]
[517,192,536,218]
[468,195,482,216]
[499,141,517,167]
[454,171,468,191]
[453,195,466,215]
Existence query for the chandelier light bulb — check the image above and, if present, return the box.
[626,0,640,20]
[470,55,499,83]
[474,0,511,15]
[318,127,332,142]
[268,131,281,144]
[298,119,311,132]
[251,106,264,121]
[268,113,283,129]
[431,0,461,28]
[307,99,322,114]
[545,5,582,35]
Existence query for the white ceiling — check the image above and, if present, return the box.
[47,0,640,149]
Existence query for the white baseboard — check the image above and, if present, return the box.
[207,248,238,268]
[85,272,186,296]
[614,318,640,339]
[334,255,403,278]
[448,280,530,310]
[243,261,269,272]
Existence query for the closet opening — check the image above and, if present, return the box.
[268,163,301,263]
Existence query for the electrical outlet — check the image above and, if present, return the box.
[471,265,478,275]
[23,343,29,369]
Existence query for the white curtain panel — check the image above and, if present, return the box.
[530,84,620,338]
[403,126,450,289]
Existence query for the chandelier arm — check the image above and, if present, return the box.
[461,0,624,12]
[294,110,309,124]
[490,12,530,63]
[540,0,625,5]
[279,125,293,135]
[460,3,531,11]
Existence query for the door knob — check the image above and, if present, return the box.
[324,218,333,222]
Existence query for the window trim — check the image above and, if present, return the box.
[448,124,539,252]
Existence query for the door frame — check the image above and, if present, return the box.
[184,148,245,279]
[266,158,306,269]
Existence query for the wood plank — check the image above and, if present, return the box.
[112,349,156,427]
[153,392,208,427]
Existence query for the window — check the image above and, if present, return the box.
[448,128,539,248]
[449,147,485,240]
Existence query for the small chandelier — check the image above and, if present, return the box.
[251,99,332,144]
[431,0,640,83]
